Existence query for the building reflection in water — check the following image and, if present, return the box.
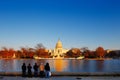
[0,59,120,73]
[54,59,68,72]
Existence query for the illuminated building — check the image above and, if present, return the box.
[49,39,69,59]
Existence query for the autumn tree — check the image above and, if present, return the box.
[15,50,22,58]
[0,47,15,58]
[81,47,89,53]
[35,43,50,58]
[1,47,8,58]
[35,43,45,49]
[8,48,15,58]
[84,50,91,58]
[25,48,34,58]
[95,47,105,58]
[20,47,29,58]
[65,48,81,58]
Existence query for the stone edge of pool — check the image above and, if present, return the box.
[0,72,120,76]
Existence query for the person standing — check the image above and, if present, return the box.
[33,63,39,77]
[27,63,32,77]
[39,63,45,77]
[45,62,50,78]
[21,63,26,77]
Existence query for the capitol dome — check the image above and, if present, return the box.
[55,39,62,48]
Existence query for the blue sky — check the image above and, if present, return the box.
[0,0,120,50]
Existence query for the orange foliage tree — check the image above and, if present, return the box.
[15,50,22,58]
[0,47,15,58]
[65,48,81,58]
[8,48,15,58]
[20,47,35,58]
[36,48,50,58]
[20,47,28,58]
[96,47,105,58]
[35,43,50,58]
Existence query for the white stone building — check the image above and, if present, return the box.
[49,39,69,59]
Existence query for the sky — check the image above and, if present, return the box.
[0,0,120,50]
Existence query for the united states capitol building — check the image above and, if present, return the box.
[49,39,69,59]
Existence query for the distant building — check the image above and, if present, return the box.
[49,39,69,58]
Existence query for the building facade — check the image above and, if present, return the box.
[49,39,69,59]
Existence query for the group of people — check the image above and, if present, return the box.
[21,62,50,78]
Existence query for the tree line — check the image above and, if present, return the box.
[0,44,119,59]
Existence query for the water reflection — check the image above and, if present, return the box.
[0,59,120,73]
[1,59,14,72]
[82,60,90,72]
[54,59,68,72]
[95,60,104,72]
[70,60,81,72]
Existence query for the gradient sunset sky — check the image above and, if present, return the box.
[0,0,120,50]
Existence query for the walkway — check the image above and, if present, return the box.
[0,76,120,80]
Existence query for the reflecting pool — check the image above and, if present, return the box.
[0,59,120,73]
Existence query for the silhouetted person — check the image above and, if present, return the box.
[39,63,45,77]
[33,63,38,77]
[45,62,50,78]
[21,63,26,77]
[27,63,32,77]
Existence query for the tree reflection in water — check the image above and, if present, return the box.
[0,59,120,73]
[96,60,104,72]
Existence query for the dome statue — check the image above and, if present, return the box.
[49,39,69,59]
[55,39,62,49]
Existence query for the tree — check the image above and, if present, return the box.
[83,50,96,58]
[8,48,15,58]
[16,50,22,58]
[81,47,89,53]
[35,48,50,58]
[65,48,81,58]
[96,47,105,58]
[35,43,45,49]
[20,47,28,58]
[1,47,9,58]
[35,43,50,58]
[84,50,91,58]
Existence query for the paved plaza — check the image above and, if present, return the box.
[0,76,120,80]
